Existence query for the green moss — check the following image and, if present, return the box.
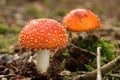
[96,39,116,61]
[78,37,116,70]
[79,37,116,60]
[78,37,97,52]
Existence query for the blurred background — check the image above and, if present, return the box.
[0,0,120,54]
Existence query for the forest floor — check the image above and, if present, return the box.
[0,0,120,80]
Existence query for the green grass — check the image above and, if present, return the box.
[0,35,18,54]
[0,38,13,54]
[60,59,66,70]
[0,23,21,34]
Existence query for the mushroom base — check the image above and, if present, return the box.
[35,50,50,73]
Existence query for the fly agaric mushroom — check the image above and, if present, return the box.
[62,9,101,32]
[18,18,67,73]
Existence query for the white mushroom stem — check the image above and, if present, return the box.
[35,50,50,73]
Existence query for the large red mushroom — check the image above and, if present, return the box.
[18,18,68,73]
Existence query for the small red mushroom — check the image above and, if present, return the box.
[18,18,68,73]
[62,9,101,39]
[62,9,101,32]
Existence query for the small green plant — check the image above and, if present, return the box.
[62,49,70,57]
[85,64,94,71]
[60,49,70,69]
[60,59,66,70]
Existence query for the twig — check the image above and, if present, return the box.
[97,47,102,80]
[79,55,120,80]
[62,55,120,80]
[19,51,32,72]
[104,74,120,78]
[70,43,96,56]
[0,74,15,78]
[50,48,59,58]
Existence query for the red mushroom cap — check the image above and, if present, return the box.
[18,18,67,50]
[62,9,101,32]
